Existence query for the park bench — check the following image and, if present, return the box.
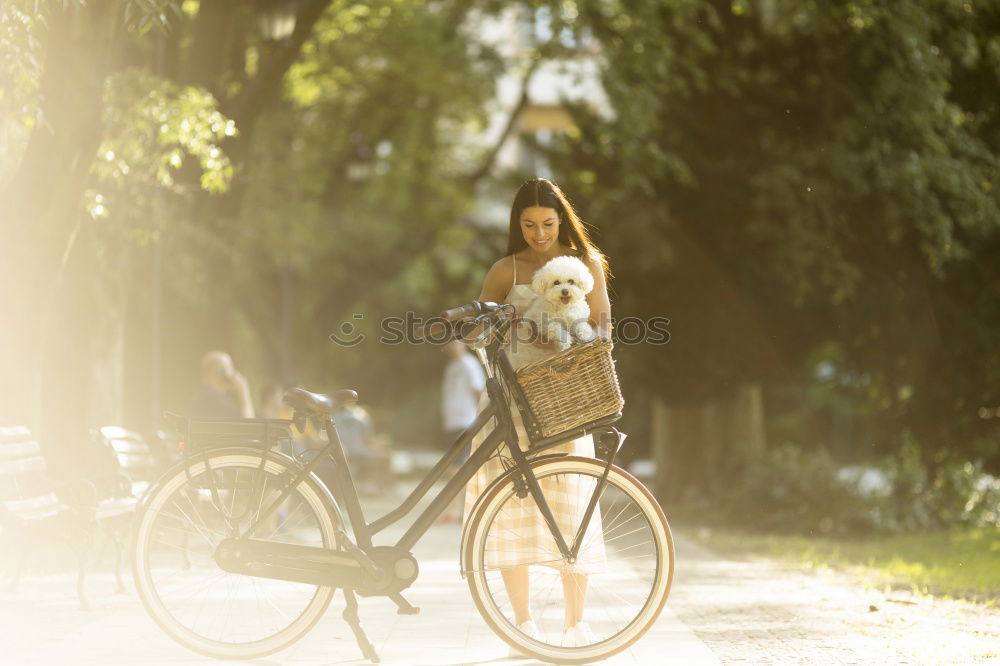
[0,425,136,609]
[92,425,162,501]
[85,425,178,594]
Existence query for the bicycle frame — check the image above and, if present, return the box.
[237,335,623,572]
[140,305,656,666]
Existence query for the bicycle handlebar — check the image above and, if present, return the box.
[440,301,500,321]
[413,320,451,341]
[412,301,507,341]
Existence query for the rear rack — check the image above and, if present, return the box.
[163,413,295,453]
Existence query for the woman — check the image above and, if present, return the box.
[464,178,612,649]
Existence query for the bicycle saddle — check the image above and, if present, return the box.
[284,387,358,416]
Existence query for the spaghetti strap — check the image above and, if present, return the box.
[511,256,517,289]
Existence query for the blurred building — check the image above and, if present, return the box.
[469,5,612,226]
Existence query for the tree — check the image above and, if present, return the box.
[0,1,233,465]
[546,0,1000,468]
[0,1,548,460]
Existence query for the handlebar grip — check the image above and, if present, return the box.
[440,301,502,322]
[413,319,451,341]
[440,302,482,322]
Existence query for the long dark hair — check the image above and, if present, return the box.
[505,178,609,277]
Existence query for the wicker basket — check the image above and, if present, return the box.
[514,338,624,438]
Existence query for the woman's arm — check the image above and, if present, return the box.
[584,255,612,341]
[461,257,515,343]
[478,256,514,303]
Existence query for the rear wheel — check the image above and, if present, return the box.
[132,449,338,659]
[463,456,673,664]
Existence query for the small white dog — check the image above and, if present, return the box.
[523,255,597,353]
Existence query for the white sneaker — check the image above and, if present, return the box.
[561,621,596,647]
[574,621,595,644]
[508,619,540,658]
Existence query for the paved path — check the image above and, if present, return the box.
[668,538,1000,665]
[2,485,998,665]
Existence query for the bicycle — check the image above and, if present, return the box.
[132,301,674,664]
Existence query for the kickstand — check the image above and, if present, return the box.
[342,589,380,663]
[389,592,420,615]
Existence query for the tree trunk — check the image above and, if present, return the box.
[0,3,122,451]
[733,383,766,456]
[649,397,671,498]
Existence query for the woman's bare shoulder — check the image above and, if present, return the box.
[488,255,515,279]
[573,249,605,276]
[479,255,515,301]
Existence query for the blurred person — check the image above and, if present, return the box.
[441,339,486,462]
[438,339,486,524]
[189,351,255,418]
[259,383,289,420]
[334,401,392,495]
[260,382,301,455]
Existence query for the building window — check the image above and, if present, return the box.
[519,5,586,49]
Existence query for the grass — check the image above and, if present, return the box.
[689,525,1000,606]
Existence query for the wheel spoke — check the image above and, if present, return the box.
[134,453,337,658]
[466,458,672,661]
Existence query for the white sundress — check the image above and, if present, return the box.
[463,270,607,574]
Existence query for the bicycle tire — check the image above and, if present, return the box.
[463,456,673,664]
[132,448,339,659]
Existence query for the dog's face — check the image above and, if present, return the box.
[531,256,594,309]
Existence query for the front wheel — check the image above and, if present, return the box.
[463,456,674,664]
[132,449,339,659]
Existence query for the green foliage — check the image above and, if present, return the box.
[697,525,1000,605]
[0,2,44,127]
[691,439,999,538]
[547,0,1000,464]
[95,68,235,222]
[69,65,238,317]
[6,0,1000,471]
[0,0,179,126]
[0,0,513,439]
[878,437,1000,532]
[718,443,876,535]
[123,0,182,36]
[217,0,508,428]
[0,1,55,187]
